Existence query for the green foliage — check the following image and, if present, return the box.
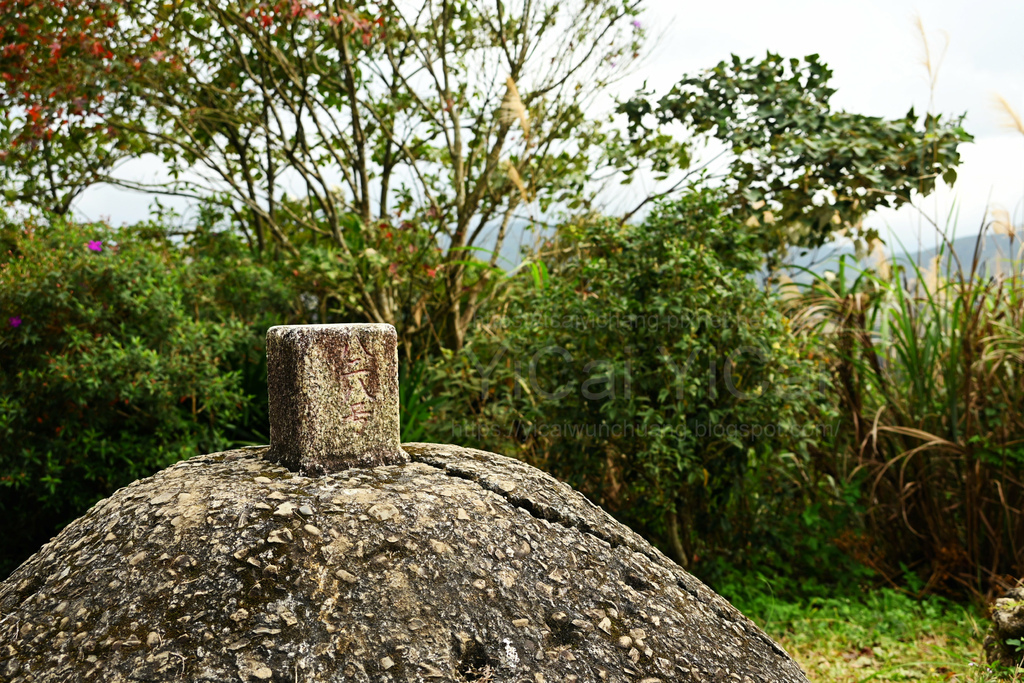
[788,227,1024,596]
[1002,636,1024,657]
[434,189,838,575]
[614,53,972,257]
[0,211,287,577]
[171,207,309,444]
[284,212,447,341]
[1,0,647,353]
[399,360,444,443]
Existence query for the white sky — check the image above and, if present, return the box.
[75,0,1024,249]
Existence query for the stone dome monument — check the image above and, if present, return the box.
[0,324,808,682]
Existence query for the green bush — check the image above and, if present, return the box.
[151,205,307,445]
[432,190,846,580]
[0,212,273,577]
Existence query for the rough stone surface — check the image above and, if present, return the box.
[266,324,407,474]
[0,443,808,682]
[984,586,1024,667]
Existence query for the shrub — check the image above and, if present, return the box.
[0,212,257,577]
[432,190,843,579]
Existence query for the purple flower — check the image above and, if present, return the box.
[9,316,21,328]
[87,240,103,252]
[631,19,642,29]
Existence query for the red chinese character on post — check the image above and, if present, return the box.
[338,337,374,434]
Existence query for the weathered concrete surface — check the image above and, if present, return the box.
[0,443,808,682]
[266,324,406,474]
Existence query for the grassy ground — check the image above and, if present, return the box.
[725,586,1019,682]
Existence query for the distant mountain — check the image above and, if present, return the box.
[471,217,1022,285]
[778,233,1022,284]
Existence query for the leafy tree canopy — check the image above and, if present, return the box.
[0,0,146,214]
[612,53,972,258]
[1,0,646,354]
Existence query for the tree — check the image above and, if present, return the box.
[0,0,147,214]
[15,0,645,354]
[612,53,972,259]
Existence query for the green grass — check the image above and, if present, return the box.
[723,584,1017,682]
